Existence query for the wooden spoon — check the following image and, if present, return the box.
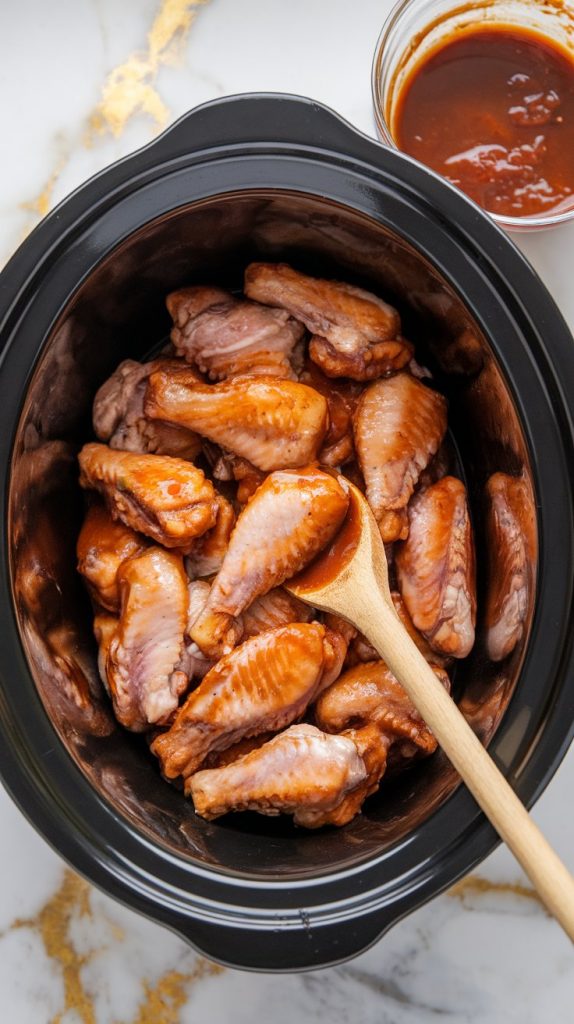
[287,482,574,941]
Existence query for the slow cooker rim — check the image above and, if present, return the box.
[0,94,573,969]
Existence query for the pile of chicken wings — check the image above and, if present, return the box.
[77,262,530,829]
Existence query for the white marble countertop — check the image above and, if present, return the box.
[1,1,573,1020]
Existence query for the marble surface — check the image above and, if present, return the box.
[1,0,573,1020]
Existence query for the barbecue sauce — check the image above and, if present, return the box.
[394,25,574,218]
[289,484,361,594]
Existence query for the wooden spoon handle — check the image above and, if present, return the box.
[354,589,574,942]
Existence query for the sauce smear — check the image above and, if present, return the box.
[289,485,361,595]
[394,26,574,218]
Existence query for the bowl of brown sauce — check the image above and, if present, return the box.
[373,0,574,229]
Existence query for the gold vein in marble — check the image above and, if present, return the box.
[16,0,210,250]
[450,874,545,910]
[88,0,210,140]
[12,869,96,1024]
[133,960,222,1024]
[4,865,223,1023]
[21,156,68,220]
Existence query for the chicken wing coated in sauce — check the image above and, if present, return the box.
[151,622,347,780]
[145,370,328,473]
[300,360,362,467]
[185,494,236,578]
[189,466,349,657]
[315,658,448,758]
[166,285,305,380]
[241,587,314,639]
[75,259,489,830]
[104,547,189,731]
[202,732,272,770]
[93,358,202,459]
[308,335,413,385]
[78,443,218,551]
[205,447,266,505]
[77,502,147,612]
[354,373,448,542]
[184,582,313,660]
[182,580,224,681]
[323,613,358,648]
[396,476,476,658]
[187,723,367,827]
[325,724,391,826]
[484,473,536,662]
[244,262,412,381]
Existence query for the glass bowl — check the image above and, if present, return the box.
[372,0,574,232]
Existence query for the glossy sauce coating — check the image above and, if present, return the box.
[394,26,574,218]
[290,484,360,594]
[77,262,478,829]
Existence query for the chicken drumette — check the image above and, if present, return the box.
[151,623,346,780]
[188,723,368,827]
[312,655,449,817]
[315,658,448,759]
[189,466,349,657]
[145,370,328,472]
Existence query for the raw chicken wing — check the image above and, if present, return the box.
[301,360,362,466]
[78,443,218,550]
[202,733,273,770]
[93,358,202,459]
[166,286,304,380]
[182,581,222,681]
[325,724,391,825]
[185,577,243,661]
[308,334,412,386]
[396,476,476,658]
[190,467,349,657]
[354,374,447,542]
[187,723,367,826]
[151,623,347,779]
[105,547,189,731]
[183,582,314,656]
[323,613,358,647]
[315,659,448,758]
[244,262,412,381]
[77,502,147,611]
[242,587,314,638]
[484,473,536,661]
[185,494,236,577]
[145,370,328,472]
[207,448,266,504]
